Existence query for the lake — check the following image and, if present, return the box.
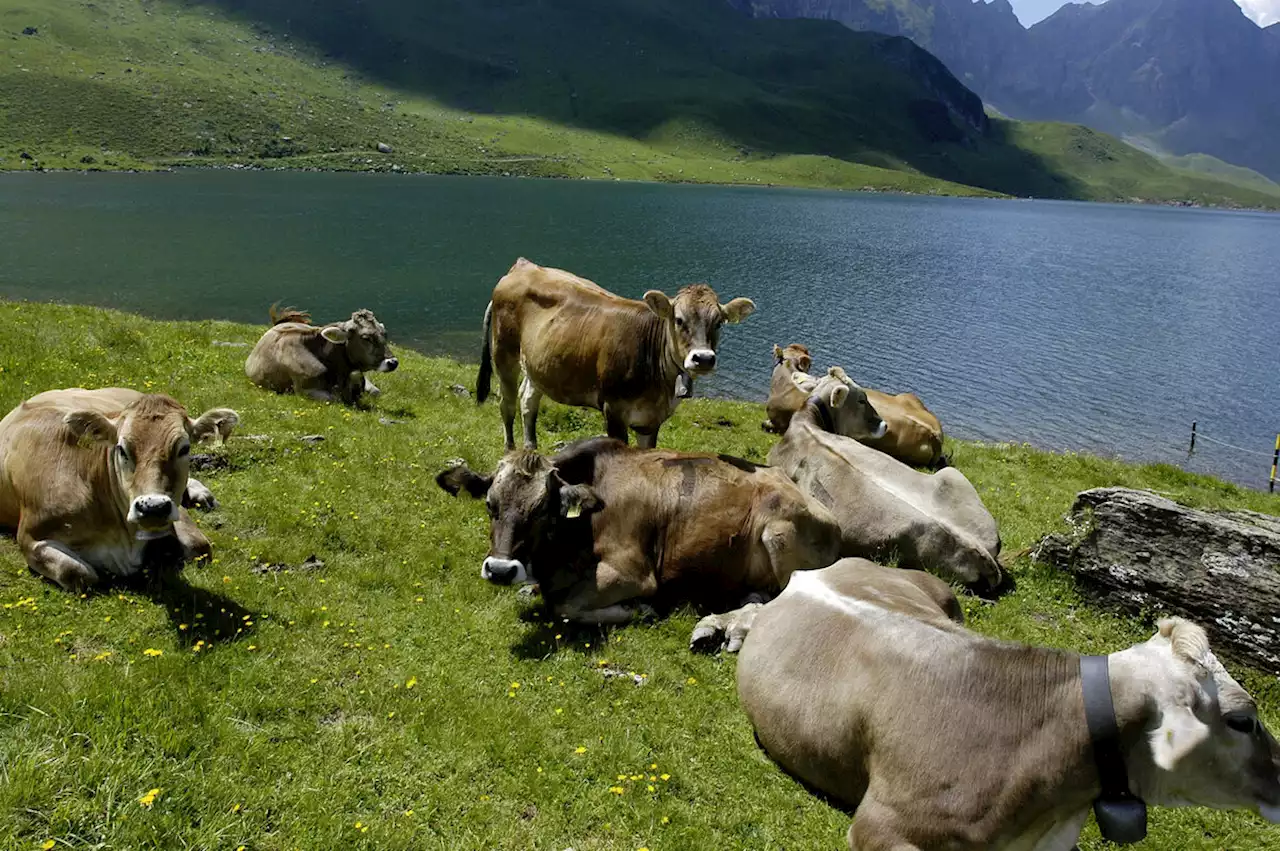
[1,171,1277,488]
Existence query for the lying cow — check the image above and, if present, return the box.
[697,558,1280,850]
[477,258,754,450]
[763,343,944,467]
[0,388,239,591]
[245,305,398,404]
[435,436,839,623]
[763,343,812,434]
[770,367,1002,591]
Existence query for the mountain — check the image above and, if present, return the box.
[732,0,1280,180]
[2,0,1278,207]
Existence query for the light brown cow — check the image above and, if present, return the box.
[0,388,239,590]
[477,258,754,450]
[436,437,839,623]
[245,305,398,404]
[697,559,1280,850]
[763,343,812,434]
[762,342,944,467]
[770,368,1003,591]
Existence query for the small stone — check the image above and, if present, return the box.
[299,434,325,444]
[22,26,37,35]
[378,417,401,426]
[376,142,393,154]
[211,340,249,347]
[19,151,33,160]
[449,383,471,399]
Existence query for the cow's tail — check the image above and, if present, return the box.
[269,302,312,326]
[476,301,494,405]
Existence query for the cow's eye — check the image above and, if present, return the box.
[1225,714,1258,734]
[674,316,684,328]
[176,444,190,458]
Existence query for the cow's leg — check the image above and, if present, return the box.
[497,369,520,452]
[519,378,542,449]
[19,531,99,592]
[690,602,762,653]
[601,403,630,445]
[847,798,922,851]
[632,424,659,450]
[172,510,212,564]
[362,375,382,397]
[556,558,655,624]
[761,519,801,588]
[183,477,218,511]
[295,378,337,403]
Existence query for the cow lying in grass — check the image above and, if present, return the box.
[771,367,1003,592]
[246,305,398,404]
[0,388,239,591]
[436,437,839,624]
[695,558,1280,850]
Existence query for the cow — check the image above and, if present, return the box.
[763,343,812,434]
[245,305,398,404]
[0,388,240,591]
[476,258,755,450]
[769,367,1003,591]
[435,436,839,624]
[693,558,1280,850]
[762,343,944,467]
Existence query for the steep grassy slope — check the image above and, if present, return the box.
[2,301,1280,850]
[3,0,1279,206]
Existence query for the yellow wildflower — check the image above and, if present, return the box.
[686,677,697,685]
[142,648,163,657]
[138,788,160,807]
[574,746,587,754]
[406,676,418,689]
[660,816,670,824]
[660,774,670,781]
[42,842,55,850]
[608,786,625,795]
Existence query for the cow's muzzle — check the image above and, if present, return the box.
[128,494,178,533]
[685,349,717,373]
[377,357,399,373]
[871,419,888,439]
[481,556,527,585]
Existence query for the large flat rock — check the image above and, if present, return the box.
[1036,487,1280,673]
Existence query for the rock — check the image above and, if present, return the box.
[378,417,401,426]
[211,340,249,348]
[80,155,96,165]
[189,453,229,472]
[251,555,325,576]
[449,383,471,399]
[376,142,393,154]
[599,666,648,686]
[19,151,32,160]
[22,26,36,35]
[299,434,326,444]
[1035,488,1280,674]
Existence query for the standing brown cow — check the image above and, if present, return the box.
[477,258,754,450]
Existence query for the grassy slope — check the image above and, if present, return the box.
[1,301,1279,851]
[1163,153,1280,193]
[3,0,1279,208]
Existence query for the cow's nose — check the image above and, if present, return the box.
[688,350,716,370]
[871,419,888,439]
[481,556,525,585]
[381,357,399,373]
[129,494,176,524]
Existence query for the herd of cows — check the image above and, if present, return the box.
[1,256,1278,849]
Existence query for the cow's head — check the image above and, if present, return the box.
[1120,618,1280,819]
[320,309,398,374]
[436,453,599,586]
[793,368,886,440]
[773,343,812,373]
[644,284,754,376]
[64,395,239,538]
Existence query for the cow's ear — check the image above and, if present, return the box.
[436,463,492,498]
[828,383,850,409]
[560,483,600,519]
[1151,704,1211,771]
[720,297,755,324]
[643,290,673,321]
[796,352,812,372]
[320,324,350,345]
[772,344,784,365]
[63,411,118,445]
[190,408,240,445]
[791,372,818,394]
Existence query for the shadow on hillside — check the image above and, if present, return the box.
[185,0,1086,197]
[131,538,258,645]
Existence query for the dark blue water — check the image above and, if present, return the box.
[1,172,1277,488]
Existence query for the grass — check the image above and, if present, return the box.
[3,0,1280,208]
[1,300,1279,851]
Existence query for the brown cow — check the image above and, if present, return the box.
[245,305,398,404]
[697,559,1280,849]
[763,343,812,434]
[477,258,754,450]
[436,437,839,624]
[0,388,239,590]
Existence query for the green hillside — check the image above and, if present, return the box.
[3,0,1279,207]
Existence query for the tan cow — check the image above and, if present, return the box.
[436,437,839,623]
[770,368,1002,591]
[0,388,239,591]
[763,343,812,434]
[696,559,1280,850]
[477,258,754,450]
[245,305,398,404]
[762,343,944,467]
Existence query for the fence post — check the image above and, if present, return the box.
[1189,421,1197,454]
[1271,434,1278,494]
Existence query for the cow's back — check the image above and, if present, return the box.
[0,399,103,530]
[863,389,943,466]
[246,322,320,389]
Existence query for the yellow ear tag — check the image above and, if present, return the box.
[566,503,582,519]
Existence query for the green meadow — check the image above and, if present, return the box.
[1,300,1279,850]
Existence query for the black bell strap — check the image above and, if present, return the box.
[1081,655,1148,844]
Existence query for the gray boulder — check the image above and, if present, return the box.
[1036,487,1280,673]
[376,142,393,154]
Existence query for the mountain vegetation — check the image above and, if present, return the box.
[2,0,1278,207]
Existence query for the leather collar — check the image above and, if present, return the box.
[806,395,836,434]
[1081,655,1148,844]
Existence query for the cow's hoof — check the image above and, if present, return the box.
[185,481,218,511]
[689,621,726,654]
[635,603,658,622]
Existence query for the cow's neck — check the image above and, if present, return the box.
[641,313,683,394]
[793,401,836,435]
[96,444,133,530]
[1106,646,1185,807]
